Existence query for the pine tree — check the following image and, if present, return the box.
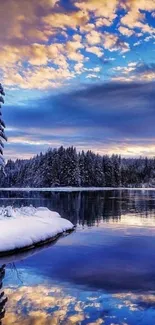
[0,84,7,173]
[65,147,80,186]
[50,149,60,186]
[1,144,155,188]
[94,154,105,186]
[84,151,95,186]
[111,155,121,187]
[103,155,113,187]
[79,151,85,186]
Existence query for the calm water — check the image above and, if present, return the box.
[1,190,155,324]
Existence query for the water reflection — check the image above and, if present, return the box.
[0,190,155,226]
[1,190,155,324]
[3,283,155,325]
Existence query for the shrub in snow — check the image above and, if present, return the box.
[0,206,12,218]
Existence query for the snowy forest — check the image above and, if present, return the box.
[0,146,155,188]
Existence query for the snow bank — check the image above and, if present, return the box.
[0,206,74,255]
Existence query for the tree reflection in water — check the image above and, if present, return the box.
[1,190,155,324]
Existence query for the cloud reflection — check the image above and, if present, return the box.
[4,285,103,325]
[3,284,155,325]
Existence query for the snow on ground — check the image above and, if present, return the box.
[0,187,154,192]
[0,206,74,254]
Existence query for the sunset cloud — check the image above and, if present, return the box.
[86,30,102,45]
[42,10,89,30]
[112,62,155,82]
[0,0,155,158]
[120,0,155,36]
[118,26,135,37]
[103,33,130,53]
[0,0,154,91]
[86,46,103,57]
[75,0,118,24]
[3,80,155,159]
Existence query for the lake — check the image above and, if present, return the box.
[1,189,155,325]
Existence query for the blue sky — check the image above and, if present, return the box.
[0,0,155,159]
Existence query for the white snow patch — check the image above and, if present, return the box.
[0,187,154,192]
[0,206,74,253]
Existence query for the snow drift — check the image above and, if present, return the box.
[0,206,74,255]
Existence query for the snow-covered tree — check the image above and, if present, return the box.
[1,145,155,188]
[0,84,7,172]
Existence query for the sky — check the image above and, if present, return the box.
[0,0,155,160]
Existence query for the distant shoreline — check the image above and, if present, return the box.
[0,187,155,192]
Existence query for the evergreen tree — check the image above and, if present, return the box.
[79,151,86,186]
[103,155,113,187]
[0,84,7,172]
[65,147,80,186]
[94,154,105,187]
[0,145,155,188]
[111,155,121,187]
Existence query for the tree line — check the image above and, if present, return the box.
[0,146,155,188]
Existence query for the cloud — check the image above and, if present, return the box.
[0,36,88,89]
[80,23,95,33]
[0,0,154,159]
[95,17,112,27]
[0,1,89,89]
[103,33,130,53]
[120,0,155,35]
[121,9,145,29]
[0,0,59,46]
[28,44,48,65]
[135,62,155,73]
[86,74,100,79]
[118,26,135,37]
[75,0,118,24]
[42,10,89,30]
[2,65,74,90]
[0,0,154,91]
[74,62,84,74]
[85,46,103,57]
[134,63,155,81]
[4,80,155,158]
[121,0,155,13]
[86,30,102,45]
[112,62,155,82]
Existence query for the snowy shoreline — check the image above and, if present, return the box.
[0,206,74,256]
[0,187,155,192]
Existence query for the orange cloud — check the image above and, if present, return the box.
[86,46,103,57]
[103,33,130,53]
[75,0,118,24]
[118,26,135,37]
[0,0,60,46]
[95,17,112,27]
[120,0,155,34]
[0,0,154,90]
[42,10,89,30]
[3,65,74,90]
[86,30,102,45]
